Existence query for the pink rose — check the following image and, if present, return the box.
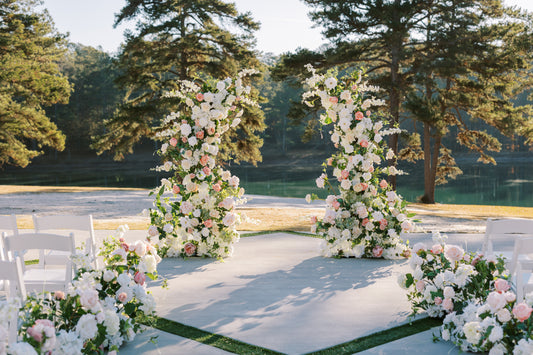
[134,271,146,286]
[359,139,369,148]
[203,166,212,176]
[169,137,178,147]
[200,155,209,166]
[504,291,516,303]
[326,158,333,166]
[54,290,65,300]
[222,212,237,226]
[360,182,368,190]
[494,278,511,293]
[228,176,240,188]
[329,96,338,104]
[213,183,221,192]
[331,200,341,210]
[27,326,43,343]
[512,303,533,322]
[366,110,371,116]
[434,296,443,305]
[196,93,204,101]
[372,246,383,258]
[340,170,350,180]
[184,242,196,257]
[471,254,482,266]
[355,111,364,120]
[204,219,213,228]
[379,179,388,189]
[402,249,412,258]
[444,245,464,262]
[196,130,205,139]
[310,216,317,224]
[431,244,443,254]
[442,298,454,312]
[362,218,370,227]
[415,280,425,292]
[148,225,159,237]
[118,292,127,303]
[172,185,180,194]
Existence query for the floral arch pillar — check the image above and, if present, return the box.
[303,65,413,259]
[148,70,259,259]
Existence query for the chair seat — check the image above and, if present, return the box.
[45,250,71,264]
[23,268,69,292]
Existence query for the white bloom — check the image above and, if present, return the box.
[496,308,511,322]
[441,329,450,341]
[324,77,337,89]
[180,123,192,136]
[489,344,507,355]
[117,272,132,287]
[76,314,98,341]
[463,321,482,344]
[488,324,503,343]
[80,289,100,311]
[104,309,121,336]
[514,338,533,355]
[443,286,455,299]
[8,342,39,355]
[163,223,174,233]
[140,254,158,274]
[54,330,83,355]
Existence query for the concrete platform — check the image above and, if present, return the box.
[125,232,475,354]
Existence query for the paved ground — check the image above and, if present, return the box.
[0,190,496,354]
[116,231,484,355]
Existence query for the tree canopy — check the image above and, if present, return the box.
[92,0,266,164]
[0,0,71,168]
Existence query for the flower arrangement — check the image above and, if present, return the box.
[148,69,259,259]
[400,231,533,354]
[440,288,533,354]
[0,225,160,354]
[302,64,413,259]
[399,232,507,317]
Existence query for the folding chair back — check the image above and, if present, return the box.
[483,218,533,257]
[2,232,76,293]
[33,214,98,268]
[0,257,27,301]
[0,214,18,238]
[515,259,533,302]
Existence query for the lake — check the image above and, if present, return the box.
[1,155,532,207]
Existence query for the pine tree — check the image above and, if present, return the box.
[0,0,71,168]
[92,0,265,164]
[400,0,533,203]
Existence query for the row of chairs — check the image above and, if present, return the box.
[0,214,97,299]
[483,218,533,301]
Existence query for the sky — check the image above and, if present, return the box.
[40,0,533,56]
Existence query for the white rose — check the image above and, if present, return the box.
[141,254,157,274]
[488,325,503,343]
[443,286,455,299]
[325,77,337,89]
[76,314,98,341]
[104,309,120,336]
[163,223,174,234]
[463,321,482,344]
[80,289,99,311]
[496,308,511,322]
[117,273,131,287]
[180,123,191,136]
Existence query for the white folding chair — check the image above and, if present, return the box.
[1,232,76,293]
[0,214,18,238]
[0,257,26,301]
[0,256,26,345]
[482,218,533,261]
[32,214,98,269]
[515,259,533,302]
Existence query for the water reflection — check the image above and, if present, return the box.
[1,159,532,207]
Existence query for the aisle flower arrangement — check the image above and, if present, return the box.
[302,64,413,259]
[441,287,533,354]
[0,225,160,354]
[399,232,507,317]
[148,70,259,259]
[400,231,533,354]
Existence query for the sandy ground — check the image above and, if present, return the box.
[0,185,512,233]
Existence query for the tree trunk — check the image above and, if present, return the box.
[421,122,441,204]
[387,0,402,191]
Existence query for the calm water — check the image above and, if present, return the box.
[1,157,532,207]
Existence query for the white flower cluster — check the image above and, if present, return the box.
[441,290,533,354]
[150,70,258,258]
[303,65,412,259]
[1,226,160,354]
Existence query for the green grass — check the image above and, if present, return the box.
[304,317,443,354]
[146,316,284,354]
[25,259,39,265]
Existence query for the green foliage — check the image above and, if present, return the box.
[44,43,123,153]
[0,0,71,168]
[93,0,265,164]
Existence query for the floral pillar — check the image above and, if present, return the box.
[148,70,258,258]
[303,65,413,259]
